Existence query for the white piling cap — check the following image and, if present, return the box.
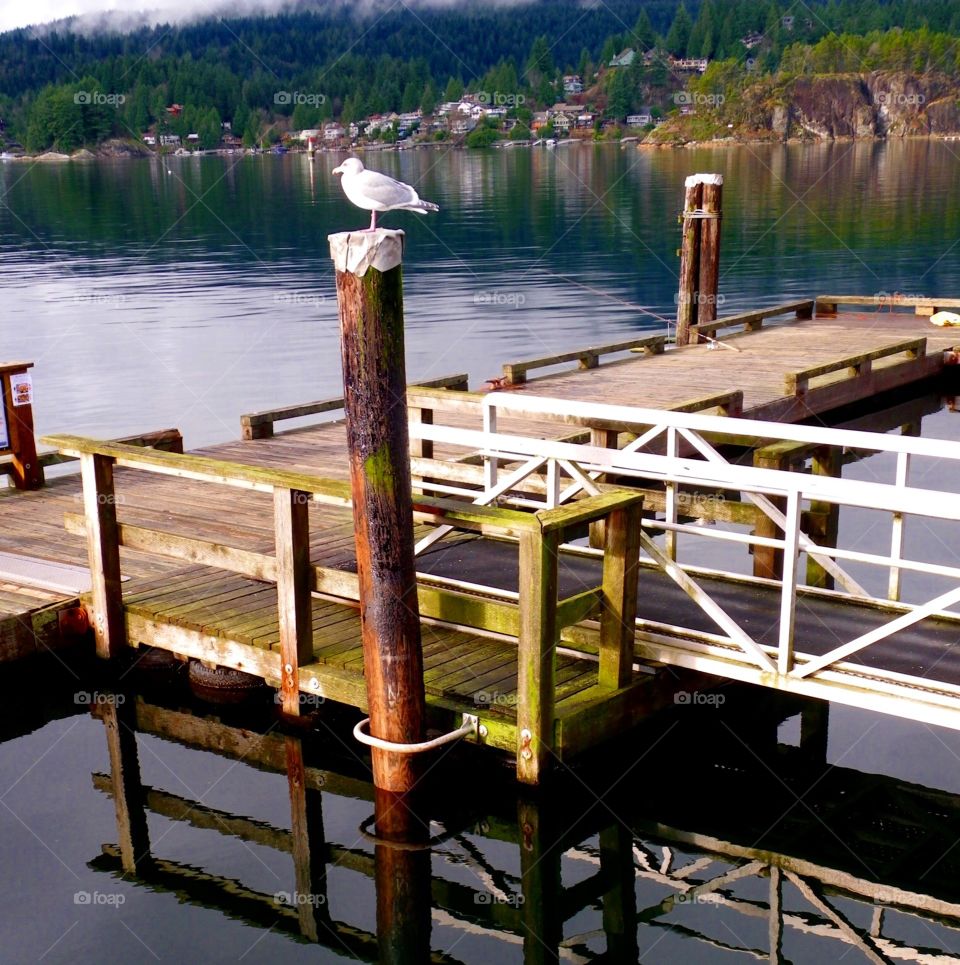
[328,229,405,276]
[685,173,724,187]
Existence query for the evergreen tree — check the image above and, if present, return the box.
[665,3,693,56]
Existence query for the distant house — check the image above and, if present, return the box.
[672,57,709,73]
[165,104,184,117]
[222,134,242,148]
[323,124,345,142]
[576,112,597,128]
[782,15,795,30]
[159,134,181,147]
[563,75,583,94]
[531,111,550,131]
[609,48,636,68]
[142,134,156,146]
[450,116,476,134]
[551,113,572,133]
[186,133,200,143]
[741,32,764,49]
[626,113,653,127]
[298,128,321,141]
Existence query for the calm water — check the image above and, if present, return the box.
[4,141,960,963]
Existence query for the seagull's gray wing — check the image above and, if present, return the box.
[354,169,421,208]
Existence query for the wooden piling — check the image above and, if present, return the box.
[675,174,723,346]
[329,229,425,794]
[697,175,723,330]
[675,177,702,348]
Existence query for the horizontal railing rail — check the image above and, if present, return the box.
[240,372,469,439]
[501,334,665,385]
[690,299,814,340]
[817,294,960,316]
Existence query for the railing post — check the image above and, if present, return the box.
[274,487,313,716]
[483,399,498,493]
[0,362,42,490]
[588,428,619,548]
[889,452,910,602]
[329,228,425,794]
[516,526,558,784]
[753,446,790,580]
[665,427,679,561]
[805,447,840,589]
[777,490,802,675]
[81,452,125,659]
[599,501,643,690]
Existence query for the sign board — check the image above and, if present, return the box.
[10,372,32,407]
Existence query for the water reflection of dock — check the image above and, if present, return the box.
[3,297,960,781]
[86,691,960,962]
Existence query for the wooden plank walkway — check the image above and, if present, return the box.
[506,310,960,421]
[2,301,959,768]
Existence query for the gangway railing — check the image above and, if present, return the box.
[407,392,960,728]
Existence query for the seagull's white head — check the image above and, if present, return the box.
[332,157,364,177]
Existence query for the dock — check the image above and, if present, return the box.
[4,295,960,782]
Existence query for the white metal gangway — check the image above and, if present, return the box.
[406,391,960,731]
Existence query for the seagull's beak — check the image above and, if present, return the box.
[332,164,343,175]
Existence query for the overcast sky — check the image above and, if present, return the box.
[0,0,283,33]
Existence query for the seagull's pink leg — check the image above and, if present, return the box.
[369,210,377,230]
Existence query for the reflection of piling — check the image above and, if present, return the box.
[374,788,431,964]
[675,173,723,346]
[328,229,425,794]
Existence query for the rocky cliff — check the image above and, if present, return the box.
[649,70,960,145]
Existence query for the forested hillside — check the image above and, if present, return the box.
[3,0,960,152]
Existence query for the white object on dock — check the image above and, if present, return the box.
[0,551,102,595]
[930,310,960,327]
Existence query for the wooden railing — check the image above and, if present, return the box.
[689,299,814,341]
[0,361,40,489]
[817,294,960,316]
[240,372,469,439]
[44,434,643,780]
[784,338,926,397]
[501,334,666,385]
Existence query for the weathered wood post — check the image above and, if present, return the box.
[675,174,723,346]
[674,177,703,347]
[328,229,425,794]
[0,362,42,489]
[697,174,723,330]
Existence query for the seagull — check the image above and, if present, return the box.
[332,157,439,230]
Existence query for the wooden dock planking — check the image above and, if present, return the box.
[108,561,625,757]
[507,311,959,422]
